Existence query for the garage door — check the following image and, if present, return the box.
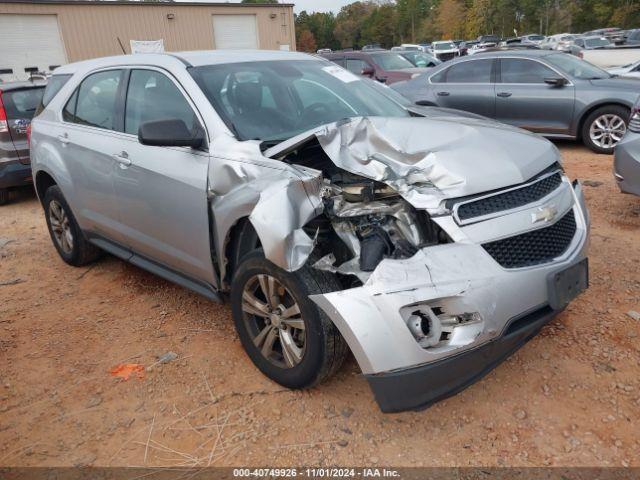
[212,14,258,50]
[0,14,67,82]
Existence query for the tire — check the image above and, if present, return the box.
[43,185,102,266]
[0,189,9,206]
[581,105,629,154]
[230,251,348,389]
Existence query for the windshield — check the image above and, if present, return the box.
[402,51,441,67]
[545,53,611,80]
[190,60,409,143]
[434,42,456,50]
[369,52,415,71]
[585,38,611,48]
[528,35,545,41]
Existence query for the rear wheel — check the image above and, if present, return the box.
[0,189,9,206]
[230,251,348,389]
[582,105,629,154]
[43,185,102,266]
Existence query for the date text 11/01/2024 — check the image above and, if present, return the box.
[233,468,401,477]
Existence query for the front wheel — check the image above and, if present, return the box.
[230,251,348,389]
[582,105,629,154]
[0,189,9,206]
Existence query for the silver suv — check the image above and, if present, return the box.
[31,51,590,412]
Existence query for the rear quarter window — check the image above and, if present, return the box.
[35,74,72,116]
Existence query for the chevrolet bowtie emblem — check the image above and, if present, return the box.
[531,205,558,223]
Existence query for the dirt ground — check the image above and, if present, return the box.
[1,142,639,468]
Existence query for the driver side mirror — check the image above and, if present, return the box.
[544,77,568,87]
[138,119,204,149]
[361,66,375,77]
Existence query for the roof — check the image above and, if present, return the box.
[0,0,292,6]
[470,49,555,58]
[52,49,317,75]
[0,79,47,91]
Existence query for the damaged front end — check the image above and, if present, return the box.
[214,115,590,413]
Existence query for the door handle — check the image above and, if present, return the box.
[113,151,132,167]
[57,133,70,145]
[497,92,512,98]
[437,91,450,96]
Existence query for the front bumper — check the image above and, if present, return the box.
[614,131,640,197]
[367,304,557,412]
[0,160,32,189]
[312,179,589,412]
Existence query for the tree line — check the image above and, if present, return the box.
[293,0,640,52]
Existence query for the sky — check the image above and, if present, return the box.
[288,0,354,14]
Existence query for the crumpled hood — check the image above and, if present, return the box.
[266,115,559,211]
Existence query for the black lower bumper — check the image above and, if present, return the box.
[366,305,558,413]
[0,161,32,189]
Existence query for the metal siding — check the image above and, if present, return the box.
[0,2,295,63]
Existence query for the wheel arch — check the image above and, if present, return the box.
[576,101,631,140]
[221,216,262,289]
[34,170,58,206]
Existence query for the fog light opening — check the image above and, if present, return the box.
[406,308,482,349]
[407,309,442,348]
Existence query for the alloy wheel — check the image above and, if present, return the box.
[241,274,306,368]
[49,200,74,254]
[589,113,627,149]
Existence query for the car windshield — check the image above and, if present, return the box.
[545,53,611,79]
[585,38,610,47]
[434,42,456,50]
[369,52,415,71]
[190,59,409,144]
[528,35,545,41]
[403,52,441,67]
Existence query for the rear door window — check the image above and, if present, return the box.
[444,59,493,83]
[500,59,556,83]
[65,69,123,131]
[2,87,44,120]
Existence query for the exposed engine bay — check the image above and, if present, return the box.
[280,139,450,284]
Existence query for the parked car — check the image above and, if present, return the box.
[362,43,383,51]
[0,79,46,204]
[573,36,612,50]
[540,33,579,51]
[467,42,497,55]
[478,34,501,44]
[584,28,625,45]
[626,29,640,46]
[456,41,473,56]
[430,40,459,61]
[316,48,332,54]
[392,50,640,153]
[521,34,546,45]
[396,50,441,68]
[31,50,590,413]
[398,43,427,52]
[607,60,640,78]
[322,50,427,84]
[614,99,640,196]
